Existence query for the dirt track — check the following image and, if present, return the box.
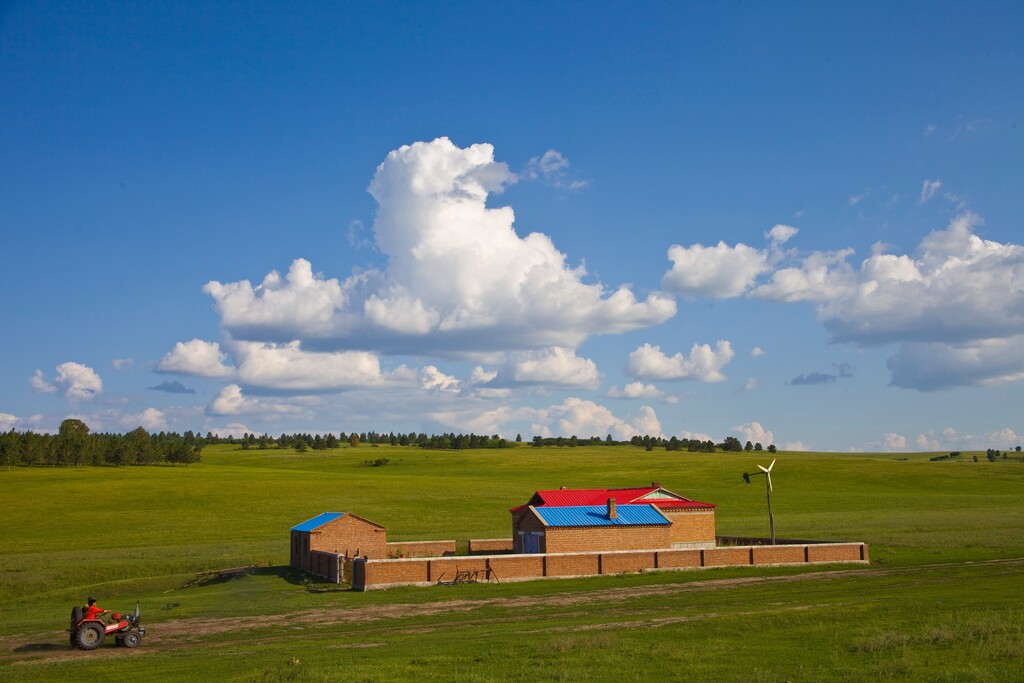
[5,558,1021,666]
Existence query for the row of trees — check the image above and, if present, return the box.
[0,419,203,468]
[529,433,777,453]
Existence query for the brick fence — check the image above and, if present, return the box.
[386,540,456,558]
[468,538,514,554]
[351,540,869,591]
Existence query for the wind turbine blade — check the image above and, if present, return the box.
[766,472,773,492]
[758,464,768,473]
[767,459,776,472]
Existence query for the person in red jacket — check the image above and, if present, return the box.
[84,597,107,622]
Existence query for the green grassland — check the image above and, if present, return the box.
[2,445,1023,681]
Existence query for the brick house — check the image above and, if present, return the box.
[511,483,716,553]
[290,512,387,571]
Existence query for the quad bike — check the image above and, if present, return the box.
[68,602,146,650]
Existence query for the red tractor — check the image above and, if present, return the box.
[68,602,146,650]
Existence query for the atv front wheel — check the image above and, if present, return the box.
[122,632,141,648]
[76,623,105,650]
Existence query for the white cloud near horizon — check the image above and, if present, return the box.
[207,384,310,418]
[626,341,735,382]
[734,421,774,446]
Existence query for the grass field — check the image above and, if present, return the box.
[2,445,1023,681]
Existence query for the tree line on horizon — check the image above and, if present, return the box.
[1,419,787,469]
[0,419,203,468]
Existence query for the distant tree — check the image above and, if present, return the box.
[754,442,763,451]
[515,433,522,443]
[349,433,360,448]
[744,440,754,451]
[1017,446,1022,453]
[56,418,91,466]
[295,440,308,453]
[767,444,777,453]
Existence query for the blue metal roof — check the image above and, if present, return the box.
[533,504,669,527]
[291,512,345,532]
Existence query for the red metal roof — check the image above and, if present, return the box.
[510,486,716,511]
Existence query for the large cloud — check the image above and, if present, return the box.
[202,138,674,355]
[750,212,1024,390]
[626,341,735,382]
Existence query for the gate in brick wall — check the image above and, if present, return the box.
[309,550,344,583]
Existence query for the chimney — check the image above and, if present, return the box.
[607,498,617,520]
[651,481,661,488]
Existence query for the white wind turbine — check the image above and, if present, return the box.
[743,459,776,544]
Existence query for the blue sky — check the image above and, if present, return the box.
[2,1,1022,451]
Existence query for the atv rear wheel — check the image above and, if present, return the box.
[122,631,141,648]
[76,623,105,650]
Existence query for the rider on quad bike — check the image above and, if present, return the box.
[69,598,146,650]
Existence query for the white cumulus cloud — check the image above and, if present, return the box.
[119,408,168,432]
[157,339,236,378]
[207,384,309,417]
[734,421,774,446]
[232,341,386,391]
[507,347,601,389]
[662,241,771,298]
[607,381,662,399]
[0,413,20,431]
[34,362,104,400]
[533,398,662,440]
[626,341,735,382]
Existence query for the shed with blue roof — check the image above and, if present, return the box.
[290,511,388,572]
[513,498,678,554]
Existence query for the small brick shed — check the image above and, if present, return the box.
[511,484,716,553]
[290,512,387,571]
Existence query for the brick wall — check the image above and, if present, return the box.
[752,544,807,565]
[808,543,867,563]
[387,540,456,558]
[703,546,753,566]
[469,538,514,554]
[545,552,601,577]
[351,542,869,590]
[600,550,657,574]
[661,509,716,545]
[486,554,545,581]
[362,558,431,585]
[656,548,702,569]
[310,515,387,559]
[545,525,672,553]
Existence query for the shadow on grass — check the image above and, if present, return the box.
[14,642,68,653]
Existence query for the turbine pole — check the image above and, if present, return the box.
[765,475,775,544]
